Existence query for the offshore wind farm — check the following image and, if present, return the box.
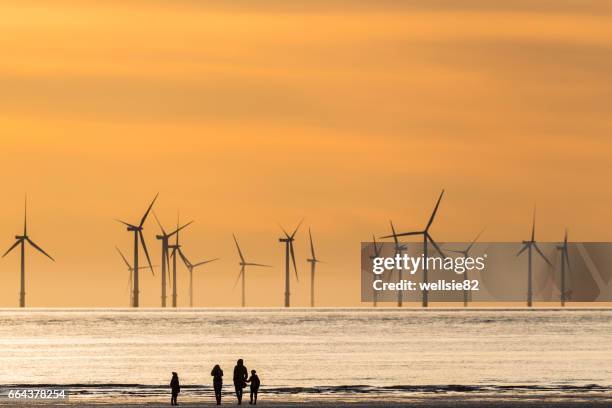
[0,191,607,309]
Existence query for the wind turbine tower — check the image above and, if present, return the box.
[279,220,302,307]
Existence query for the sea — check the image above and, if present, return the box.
[0,308,610,403]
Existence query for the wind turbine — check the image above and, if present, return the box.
[279,220,302,307]
[115,246,157,307]
[556,229,571,307]
[153,212,193,307]
[115,194,157,307]
[167,214,188,308]
[233,234,271,307]
[306,228,323,307]
[368,235,384,307]
[2,197,54,308]
[387,221,407,307]
[448,229,484,307]
[517,208,552,307]
[176,249,218,307]
[381,190,446,307]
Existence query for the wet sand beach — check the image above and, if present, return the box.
[2,396,612,408]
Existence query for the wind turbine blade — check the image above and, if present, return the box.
[233,234,246,263]
[278,223,290,238]
[232,269,243,289]
[516,244,528,257]
[23,195,27,236]
[448,249,466,255]
[426,189,445,231]
[115,219,136,228]
[309,228,316,260]
[2,240,22,258]
[372,234,382,257]
[290,219,304,239]
[531,206,536,241]
[372,234,383,257]
[139,230,155,276]
[245,263,272,268]
[178,248,191,269]
[380,231,421,239]
[25,238,54,261]
[389,220,399,244]
[466,228,485,252]
[533,243,552,267]
[563,228,571,271]
[290,242,298,282]
[174,213,180,245]
[427,235,446,258]
[168,221,194,237]
[152,211,166,235]
[136,265,158,270]
[139,193,159,228]
[126,270,132,293]
[192,258,219,268]
[564,249,572,275]
[115,246,132,269]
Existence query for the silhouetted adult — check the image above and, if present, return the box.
[233,359,248,405]
[211,364,224,405]
[170,372,180,406]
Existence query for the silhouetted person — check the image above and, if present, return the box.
[211,364,224,405]
[233,359,248,405]
[170,372,180,406]
[246,370,260,405]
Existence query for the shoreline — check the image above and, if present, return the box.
[2,395,612,408]
[0,307,611,311]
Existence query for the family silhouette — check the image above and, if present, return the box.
[170,359,261,406]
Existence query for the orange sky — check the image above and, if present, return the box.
[0,0,611,307]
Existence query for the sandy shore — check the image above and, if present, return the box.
[3,396,611,408]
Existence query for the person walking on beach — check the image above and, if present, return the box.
[233,359,248,405]
[246,369,260,405]
[170,372,180,406]
[211,364,224,405]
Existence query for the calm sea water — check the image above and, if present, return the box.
[0,309,610,402]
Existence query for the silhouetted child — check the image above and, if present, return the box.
[170,372,180,406]
[211,364,224,405]
[246,370,260,405]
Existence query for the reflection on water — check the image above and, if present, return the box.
[0,309,610,401]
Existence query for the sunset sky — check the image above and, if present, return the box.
[0,0,611,307]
